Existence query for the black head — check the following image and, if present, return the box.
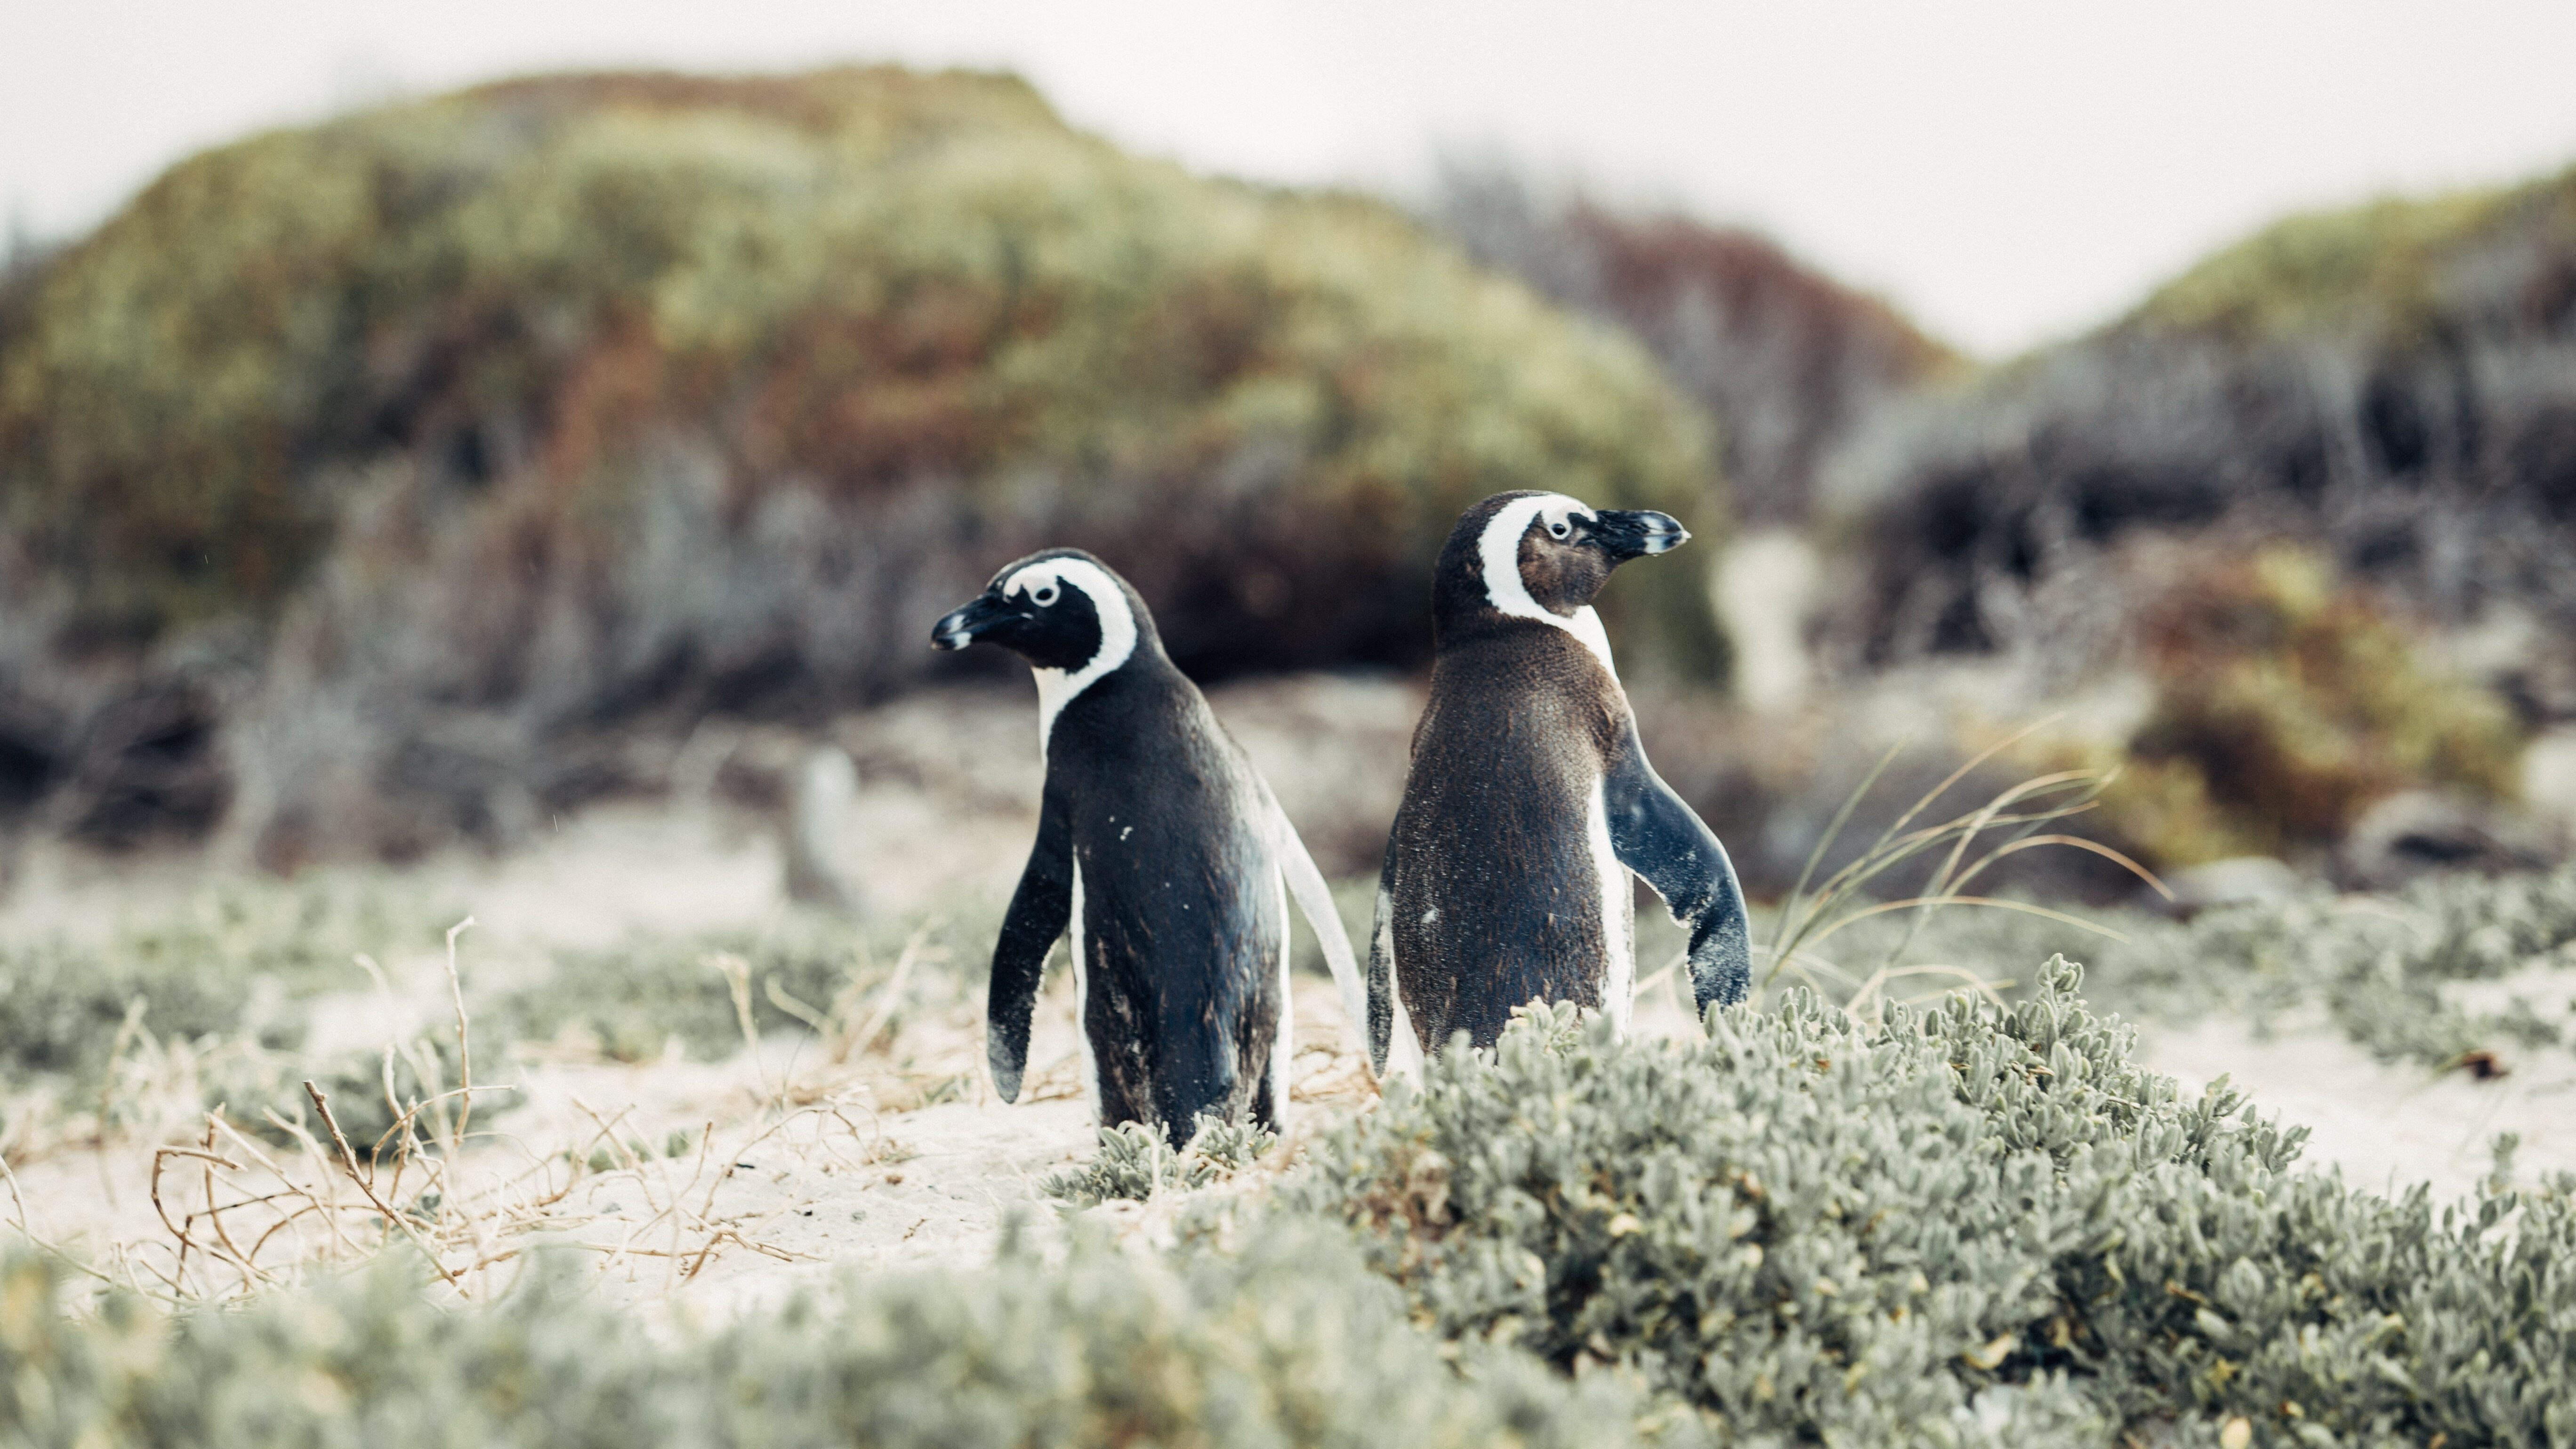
[1432,491,1689,634]
[930,548,1159,674]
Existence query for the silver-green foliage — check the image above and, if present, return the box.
[1293,960,2576,1447]
[1043,1116,1279,1208]
[0,1225,1653,1449]
[2156,865,2576,1068]
[1813,861,2576,1071]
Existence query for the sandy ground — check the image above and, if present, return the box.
[2143,1017,2576,1202]
[5,676,2575,1314]
[0,675,1399,1309]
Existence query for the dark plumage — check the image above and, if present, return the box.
[1369,492,1751,1073]
[933,549,1361,1146]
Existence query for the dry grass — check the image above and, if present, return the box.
[1746,719,2168,1027]
[0,896,1390,1313]
[0,918,987,1307]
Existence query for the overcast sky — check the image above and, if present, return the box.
[6,0,2573,356]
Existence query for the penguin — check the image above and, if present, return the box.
[932,548,1367,1147]
[1368,491,1752,1076]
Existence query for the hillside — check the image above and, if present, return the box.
[1827,164,2576,687]
[0,68,1719,864]
[1426,161,1958,526]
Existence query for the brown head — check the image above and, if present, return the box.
[1429,491,1689,653]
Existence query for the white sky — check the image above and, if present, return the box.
[5,0,2574,356]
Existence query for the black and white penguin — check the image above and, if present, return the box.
[1368,491,1752,1075]
[932,548,1366,1146]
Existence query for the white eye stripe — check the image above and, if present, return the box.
[1003,564,1073,605]
[1475,494,1618,681]
[1002,558,1139,757]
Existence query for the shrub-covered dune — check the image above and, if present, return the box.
[0,67,1719,863]
[1828,164,2576,678]
[13,958,2576,1448]
[1425,161,1958,528]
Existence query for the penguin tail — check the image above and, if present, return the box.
[1258,784,1371,1074]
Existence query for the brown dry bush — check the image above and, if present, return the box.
[1425,158,1958,526]
[2095,546,2525,867]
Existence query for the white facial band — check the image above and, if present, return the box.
[1005,558,1139,754]
[1474,494,1618,680]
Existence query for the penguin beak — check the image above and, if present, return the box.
[931,593,1014,651]
[1590,510,1690,562]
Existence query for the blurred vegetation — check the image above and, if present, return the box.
[2095,547,2524,868]
[1827,161,2576,692]
[0,880,452,1087]
[0,871,998,1154]
[0,65,1714,665]
[0,66,1722,862]
[1426,159,1956,527]
[0,1226,1654,1449]
[2132,177,2559,344]
[482,906,993,1063]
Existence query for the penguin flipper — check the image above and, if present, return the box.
[988,785,1073,1103]
[1603,735,1753,1015]
[1258,784,1368,1063]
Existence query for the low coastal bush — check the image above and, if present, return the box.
[1813,860,2576,1072]
[2101,546,2525,869]
[481,913,890,1063]
[1042,1117,1279,1208]
[11,869,2576,1445]
[0,1224,1650,1449]
[1294,960,2576,1447]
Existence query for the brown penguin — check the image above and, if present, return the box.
[1368,491,1751,1073]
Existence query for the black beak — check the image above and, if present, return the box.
[1591,509,1690,562]
[931,593,1015,651]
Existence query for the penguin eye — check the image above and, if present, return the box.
[1030,584,1059,606]
[1547,519,1572,539]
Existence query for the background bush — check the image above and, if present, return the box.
[0,66,1722,865]
[1823,164,2576,686]
[0,881,443,1087]
[2094,545,2525,867]
[1424,159,1957,529]
[1792,859,2576,1074]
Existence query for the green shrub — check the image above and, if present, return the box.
[1805,861,2576,1073]
[1044,1117,1278,1208]
[2097,546,2524,869]
[0,64,1719,689]
[2096,867,2576,1071]
[1293,960,2576,1447]
[0,1224,1656,1449]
